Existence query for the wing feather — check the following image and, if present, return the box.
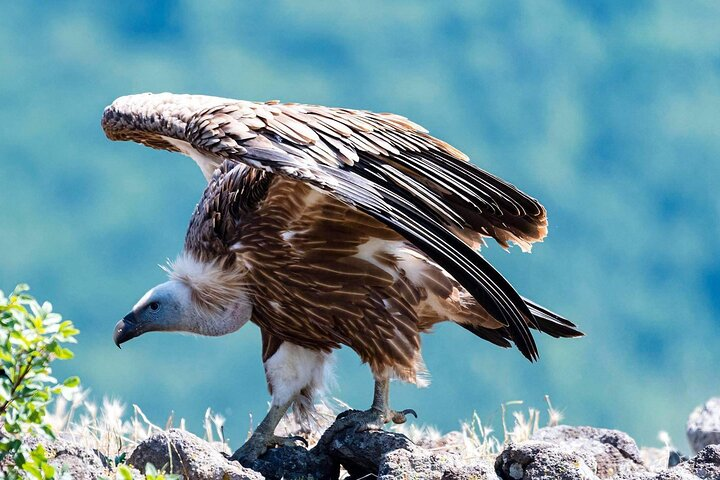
[101,93,563,360]
[238,146,539,360]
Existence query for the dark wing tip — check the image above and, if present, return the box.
[523,297,584,339]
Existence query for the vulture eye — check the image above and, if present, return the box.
[149,302,160,311]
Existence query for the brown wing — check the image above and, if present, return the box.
[102,94,556,360]
[186,101,547,250]
[102,94,546,249]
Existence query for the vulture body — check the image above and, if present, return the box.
[103,93,581,463]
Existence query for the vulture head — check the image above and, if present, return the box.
[114,255,253,347]
[114,281,192,346]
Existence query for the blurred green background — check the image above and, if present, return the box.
[1,1,719,450]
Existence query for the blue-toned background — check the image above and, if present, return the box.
[1,1,718,450]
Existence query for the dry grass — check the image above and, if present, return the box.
[49,390,673,473]
[392,395,565,461]
[49,389,564,464]
[47,388,231,461]
[48,389,565,462]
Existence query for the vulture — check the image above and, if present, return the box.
[103,92,582,463]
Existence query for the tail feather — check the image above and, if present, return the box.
[460,297,582,355]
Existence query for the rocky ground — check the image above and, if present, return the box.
[32,397,720,479]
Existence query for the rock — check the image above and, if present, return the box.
[379,448,497,479]
[325,424,415,476]
[16,417,720,480]
[495,441,599,480]
[128,429,262,480]
[24,435,110,480]
[240,413,415,480]
[641,445,720,480]
[532,425,647,478]
[250,410,498,480]
[247,444,338,480]
[324,419,496,479]
[668,445,720,479]
[687,397,720,453]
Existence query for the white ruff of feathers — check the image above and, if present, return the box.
[163,252,250,317]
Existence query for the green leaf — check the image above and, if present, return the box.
[29,444,47,463]
[117,464,134,480]
[145,463,158,475]
[41,424,55,438]
[58,321,80,337]
[53,347,74,360]
[22,462,42,479]
[41,462,56,478]
[62,376,80,388]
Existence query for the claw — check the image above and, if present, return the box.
[390,408,417,424]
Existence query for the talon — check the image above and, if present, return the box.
[390,408,417,424]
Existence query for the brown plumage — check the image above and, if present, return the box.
[104,93,581,462]
[189,164,515,383]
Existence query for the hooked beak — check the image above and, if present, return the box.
[113,312,143,348]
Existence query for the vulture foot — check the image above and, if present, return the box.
[332,407,418,434]
[231,432,308,466]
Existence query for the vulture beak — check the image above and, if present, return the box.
[113,312,142,348]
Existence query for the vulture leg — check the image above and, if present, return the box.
[231,337,329,465]
[367,377,418,427]
[230,399,306,466]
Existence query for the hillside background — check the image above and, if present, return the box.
[1,1,719,450]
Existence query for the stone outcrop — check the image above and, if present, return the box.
[531,425,646,478]
[18,398,720,479]
[124,421,720,480]
[687,397,720,454]
[23,435,112,480]
[128,429,262,480]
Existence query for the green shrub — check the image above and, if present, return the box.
[111,464,179,480]
[0,285,79,479]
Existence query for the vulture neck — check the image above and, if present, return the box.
[191,298,252,337]
[167,253,252,337]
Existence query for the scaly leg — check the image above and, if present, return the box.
[230,400,307,466]
[367,377,417,427]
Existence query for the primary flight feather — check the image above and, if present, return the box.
[102,92,581,464]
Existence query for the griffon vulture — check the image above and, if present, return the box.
[102,93,582,463]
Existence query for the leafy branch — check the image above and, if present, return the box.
[0,284,80,480]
